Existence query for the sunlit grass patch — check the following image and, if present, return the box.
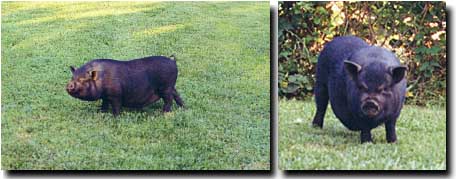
[136,24,186,36]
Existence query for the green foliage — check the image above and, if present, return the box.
[1,2,270,169]
[278,2,446,105]
[279,99,446,170]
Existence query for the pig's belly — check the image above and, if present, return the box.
[331,105,363,131]
[328,80,362,131]
[122,91,160,108]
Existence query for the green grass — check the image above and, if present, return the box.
[279,99,446,170]
[1,2,270,170]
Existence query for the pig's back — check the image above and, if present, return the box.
[320,36,369,74]
[94,56,178,107]
[125,56,178,85]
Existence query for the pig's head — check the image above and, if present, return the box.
[344,48,407,120]
[66,65,103,101]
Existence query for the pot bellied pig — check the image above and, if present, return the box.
[66,56,184,116]
[311,36,407,143]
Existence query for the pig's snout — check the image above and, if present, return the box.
[361,100,380,118]
[66,81,77,93]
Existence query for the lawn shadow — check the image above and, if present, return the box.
[284,170,447,176]
[64,96,191,128]
[6,170,271,177]
[445,6,452,176]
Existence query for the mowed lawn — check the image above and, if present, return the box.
[1,2,270,169]
[279,99,446,170]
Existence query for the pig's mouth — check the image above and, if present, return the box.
[68,91,98,101]
[66,83,80,97]
[66,82,98,101]
[361,100,381,118]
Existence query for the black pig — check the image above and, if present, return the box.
[66,56,184,116]
[311,36,407,143]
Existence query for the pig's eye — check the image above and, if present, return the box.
[376,86,384,93]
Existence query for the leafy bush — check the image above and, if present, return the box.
[278,1,446,105]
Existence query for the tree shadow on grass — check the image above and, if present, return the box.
[2,2,192,62]
[305,125,360,145]
[5,2,163,26]
[1,2,58,18]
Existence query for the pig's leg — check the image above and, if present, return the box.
[172,88,184,107]
[385,119,397,143]
[110,98,122,116]
[159,87,174,112]
[360,130,373,143]
[100,99,110,112]
[312,83,329,128]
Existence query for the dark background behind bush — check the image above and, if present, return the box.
[278,1,446,105]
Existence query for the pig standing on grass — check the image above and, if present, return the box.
[66,56,184,116]
[311,36,407,143]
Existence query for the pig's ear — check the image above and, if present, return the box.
[391,65,407,84]
[89,71,98,80]
[344,60,362,80]
[70,66,76,73]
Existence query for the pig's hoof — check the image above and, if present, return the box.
[387,140,397,144]
[311,122,323,128]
